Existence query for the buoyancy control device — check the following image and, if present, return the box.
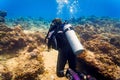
[63,24,84,55]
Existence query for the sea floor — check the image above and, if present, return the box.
[39,49,67,80]
[0,15,120,80]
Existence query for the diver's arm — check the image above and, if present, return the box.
[44,24,55,42]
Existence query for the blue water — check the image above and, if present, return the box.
[0,0,120,19]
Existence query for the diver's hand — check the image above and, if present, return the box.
[44,38,48,44]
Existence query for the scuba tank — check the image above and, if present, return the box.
[63,23,84,55]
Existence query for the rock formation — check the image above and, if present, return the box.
[75,17,120,80]
[0,24,45,80]
[0,11,7,23]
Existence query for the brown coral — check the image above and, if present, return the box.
[0,23,45,80]
[0,25,27,53]
[75,24,120,80]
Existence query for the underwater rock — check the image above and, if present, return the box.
[6,17,50,31]
[27,49,39,59]
[75,25,102,41]
[0,11,7,18]
[27,44,37,52]
[75,16,120,31]
[0,16,5,23]
[0,64,12,80]
[0,23,46,54]
[78,51,120,80]
[0,16,119,80]
[0,23,12,32]
[110,36,120,48]
[75,18,120,80]
[27,31,45,45]
[0,27,45,80]
[29,51,38,59]
[0,21,46,79]
[0,11,7,23]
[0,49,44,80]
[0,25,27,53]
[84,37,118,54]
[114,22,120,28]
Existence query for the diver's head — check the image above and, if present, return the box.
[51,18,62,26]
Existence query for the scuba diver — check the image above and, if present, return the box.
[45,18,84,77]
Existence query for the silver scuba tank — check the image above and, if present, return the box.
[63,24,84,55]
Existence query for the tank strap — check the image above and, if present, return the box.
[64,27,74,33]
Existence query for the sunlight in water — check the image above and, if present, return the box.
[64,0,69,4]
[56,0,79,18]
[56,0,69,15]
[70,6,73,13]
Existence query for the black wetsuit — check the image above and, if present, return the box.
[55,25,76,77]
[45,23,76,77]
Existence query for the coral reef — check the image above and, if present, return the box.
[6,17,50,32]
[74,16,120,80]
[0,50,44,80]
[0,11,7,23]
[110,35,120,48]
[0,11,7,17]
[0,24,26,53]
[0,23,45,80]
[0,15,120,80]
[5,50,44,80]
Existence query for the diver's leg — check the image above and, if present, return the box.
[47,39,51,51]
[56,50,67,77]
[68,52,77,72]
